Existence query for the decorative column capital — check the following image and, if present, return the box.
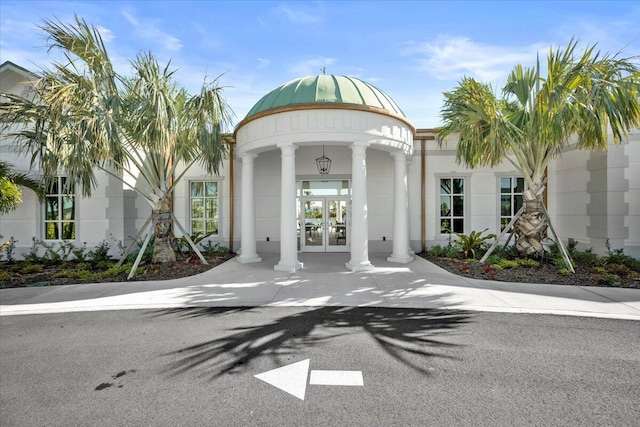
[391,151,407,161]
[240,152,258,163]
[349,143,368,154]
[277,143,298,156]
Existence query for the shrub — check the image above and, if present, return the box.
[428,244,448,257]
[606,253,640,272]
[593,266,606,274]
[598,274,621,287]
[452,228,497,259]
[553,257,569,268]
[492,244,519,259]
[496,259,519,269]
[75,262,91,271]
[489,264,504,272]
[103,263,144,277]
[516,258,540,267]
[605,263,632,277]
[90,240,112,263]
[40,240,76,262]
[485,255,506,265]
[96,260,116,270]
[22,264,44,274]
[178,232,215,256]
[0,270,11,282]
[200,241,229,257]
[24,238,43,263]
[126,237,154,263]
[428,244,460,258]
[1,237,18,262]
[482,264,497,279]
[104,263,131,276]
[572,249,601,265]
[72,242,89,262]
[557,268,573,276]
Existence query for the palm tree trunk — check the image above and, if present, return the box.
[152,199,176,263]
[514,198,547,257]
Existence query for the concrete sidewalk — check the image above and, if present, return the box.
[1,253,639,319]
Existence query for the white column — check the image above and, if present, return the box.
[388,151,413,263]
[347,143,374,271]
[407,156,415,255]
[275,144,303,272]
[237,153,261,264]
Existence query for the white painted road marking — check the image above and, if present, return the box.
[254,359,364,400]
[253,359,310,400]
[309,370,364,386]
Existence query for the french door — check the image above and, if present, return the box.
[301,197,349,252]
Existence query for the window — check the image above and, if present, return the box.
[44,176,75,240]
[500,176,524,230]
[440,178,464,234]
[190,181,218,235]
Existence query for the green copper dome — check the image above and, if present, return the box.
[244,75,406,119]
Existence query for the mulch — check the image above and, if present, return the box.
[422,254,640,289]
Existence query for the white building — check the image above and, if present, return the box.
[1,61,639,266]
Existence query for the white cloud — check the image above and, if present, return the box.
[95,26,114,43]
[554,15,640,57]
[401,36,548,84]
[121,9,183,52]
[257,58,271,69]
[289,56,337,77]
[276,4,323,25]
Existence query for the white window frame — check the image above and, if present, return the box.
[188,179,221,237]
[498,175,524,232]
[436,175,469,236]
[43,176,77,241]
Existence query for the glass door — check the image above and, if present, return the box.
[302,199,325,252]
[326,198,349,252]
[301,197,349,252]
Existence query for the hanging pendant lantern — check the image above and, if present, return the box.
[316,145,331,175]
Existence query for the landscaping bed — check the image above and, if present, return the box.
[0,254,234,289]
[420,237,640,290]
[422,254,640,288]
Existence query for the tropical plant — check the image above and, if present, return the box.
[177,231,215,256]
[438,39,640,268]
[0,16,233,263]
[452,228,497,259]
[0,161,45,214]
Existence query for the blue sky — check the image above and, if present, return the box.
[1,1,639,129]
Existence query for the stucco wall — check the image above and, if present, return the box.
[235,108,413,156]
[246,145,397,253]
[548,145,591,250]
[626,136,640,258]
[415,138,522,250]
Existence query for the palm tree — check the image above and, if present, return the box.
[0,161,45,214]
[438,39,640,269]
[0,16,232,264]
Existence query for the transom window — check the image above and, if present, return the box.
[440,178,464,234]
[44,176,75,240]
[500,177,524,230]
[190,181,218,235]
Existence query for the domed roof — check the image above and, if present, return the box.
[244,74,406,119]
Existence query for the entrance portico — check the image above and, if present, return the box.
[234,74,415,272]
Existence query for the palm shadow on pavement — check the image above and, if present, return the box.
[156,307,473,379]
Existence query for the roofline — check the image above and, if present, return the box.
[0,61,39,79]
[234,102,416,139]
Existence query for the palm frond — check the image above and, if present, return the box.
[438,38,640,199]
